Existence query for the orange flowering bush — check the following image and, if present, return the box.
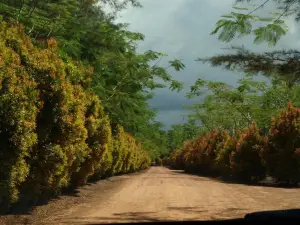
[168,125,266,182]
[183,136,207,173]
[169,130,235,176]
[202,130,230,175]
[215,130,238,177]
[230,122,266,182]
[261,103,300,184]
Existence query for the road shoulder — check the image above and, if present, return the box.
[0,170,148,225]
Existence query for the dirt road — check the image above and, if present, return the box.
[3,167,300,224]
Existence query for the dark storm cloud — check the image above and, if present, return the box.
[116,0,300,129]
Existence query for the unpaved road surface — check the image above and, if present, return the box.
[2,167,300,224]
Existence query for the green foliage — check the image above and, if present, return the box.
[167,120,202,151]
[186,75,300,134]
[108,126,150,176]
[71,94,112,186]
[155,157,162,166]
[205,1,300,85]
[261,103,300,184]
[198,46,300,85]
[0,0,183,161]
[0,21,88,208]
[0,22,40,208]
[211,6,288,46]
[211,12,253,42]
[168,59,185,72]
[253,20,288,47]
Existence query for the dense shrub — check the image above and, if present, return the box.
[167,123,267,183]
[261,103,300,184]
[167,124,267,183]
[215,131,237,177]
[3,24,91,204]
[0,22,150,213]
[71,94,112,186]
[110,126,127,175]
[155,158,162,166]
[202,130,231,175]
[109,126,150,176]
[183,137,206,173]
[0,22,41,209]
[162,156,171,166]
[230,123,266,182]
[179,130,233,176]
[171,147,186,170]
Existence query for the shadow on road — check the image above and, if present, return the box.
[53,209,249,224]
[53,209,300,224]
[54,206,252,224]
[167,168,300,189]
[167,206,208,214]
[2,170,147,216]
[53,212,170,224]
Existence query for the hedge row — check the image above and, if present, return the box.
[164,103,300,185]
[0,22,150,213]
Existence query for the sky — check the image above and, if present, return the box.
[115,0,300,129]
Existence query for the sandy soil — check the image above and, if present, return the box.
[2,167,300,224]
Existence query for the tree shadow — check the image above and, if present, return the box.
[167,167,300,189]
[3,174,130,215]
[54,208,249,224]
[167,206,208,214]
[167,206,246,215]
[3,169,150,216]
[51,212,170,224]
[4,195,61,215]
[113,212,156,217]
[217,177,300,189]
[245,208,300,222]
[47,209,300,224]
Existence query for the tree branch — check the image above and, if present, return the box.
[246,0,270,16]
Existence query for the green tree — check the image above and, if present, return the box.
[167,119,202,151]
[0,0,185,142]
[202,0,300,86]
[187,74,300,135]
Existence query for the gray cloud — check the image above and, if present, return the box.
[116,0,300,129]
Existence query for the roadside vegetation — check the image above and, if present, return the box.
[164,103,300,185]
[164,0,300,186]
